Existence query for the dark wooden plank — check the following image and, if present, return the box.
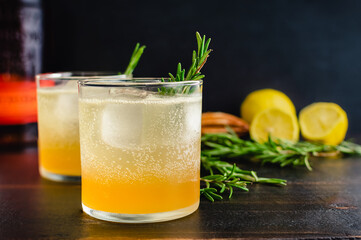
[1,148,361,239]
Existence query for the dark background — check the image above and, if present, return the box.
[42,0,361,135]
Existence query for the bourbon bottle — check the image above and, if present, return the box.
[0,0,42,146]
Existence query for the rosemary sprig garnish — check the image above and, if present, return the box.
[201,130,361,171]
[159,32,212,95]
[123,43,146,75]
[200,156,287,202]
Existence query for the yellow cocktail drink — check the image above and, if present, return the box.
[81,144,200,214]
[37,83,81,180]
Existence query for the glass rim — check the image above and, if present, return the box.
[79,78,203,87]
[36,71,131,81]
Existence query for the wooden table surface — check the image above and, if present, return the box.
[1,147,361,239]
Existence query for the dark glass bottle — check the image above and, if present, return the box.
[0,0,42,147]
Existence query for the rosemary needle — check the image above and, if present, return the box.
[123,43,146,76]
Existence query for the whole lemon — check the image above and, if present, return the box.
[241,89,296,123]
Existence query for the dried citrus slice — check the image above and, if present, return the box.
[299,102,348,145]
[241,89,296,124]
[250,108,299,143]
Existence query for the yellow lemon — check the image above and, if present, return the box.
[241,89,296,123]
[299,102,348,145]
[250,108,299,143]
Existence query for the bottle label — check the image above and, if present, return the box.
[0,79,37,125]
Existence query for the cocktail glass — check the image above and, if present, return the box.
[36,72,130,182]
[78,78,202,223]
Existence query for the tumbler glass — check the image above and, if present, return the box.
[78,78,202,223]
[36,72,130,182]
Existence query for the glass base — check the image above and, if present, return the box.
[40,167,81,183]
[82,201,199,223]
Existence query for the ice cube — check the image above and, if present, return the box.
[54,91,79,133]
[61,80,78,90]
[185,100,202,136]
[101,102,143,148]
[141,97,201,145]
[109,87,149,99]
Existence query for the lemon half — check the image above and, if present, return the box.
[250,108,299,143]
[299,102,348,145]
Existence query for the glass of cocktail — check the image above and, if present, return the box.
[78,78,202,223]
[36,72,130,182]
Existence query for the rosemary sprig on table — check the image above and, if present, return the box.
[123,43,146,75]
[201,130,361,171]
[159,32,212,94]
[200,156,287,202]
